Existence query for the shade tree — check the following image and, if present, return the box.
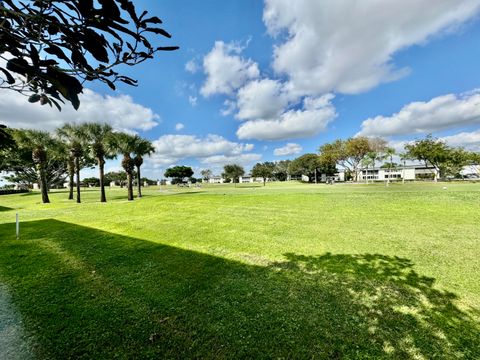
[251,162,276,186]
[0,0,178,110]
[222,164,244,186]
[164,166,194,184]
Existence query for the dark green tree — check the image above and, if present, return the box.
[164,166,194,184]
[289,154,336,183]
[80,123,117,202]
[132,136,154,197]
[57,123,88,202]
[251,162,276,186]
[222,164,244,187]
[404,135,467,181]
[114,132,137,200]
[0,0,178,110]
[273,160,291,181]
[11,129,63,203]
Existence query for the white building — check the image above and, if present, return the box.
[207,176,225,184]
[358,165,439,181]
[238,176,265,183]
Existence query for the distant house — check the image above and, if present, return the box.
[358,165,439,181]
[207,176,225,184]
[239,176,265,183]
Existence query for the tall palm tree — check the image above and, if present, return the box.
[132,136,155,198]
[399,153,409,184]
[57,124,85,203]
[361,156,374,184]
[13,129,56,203]
[80,123,116,202]
[384,147,396,185]
[115,132,137,201]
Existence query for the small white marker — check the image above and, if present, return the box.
[16,212,19,239]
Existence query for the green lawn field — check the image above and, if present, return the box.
[0,182,479,359]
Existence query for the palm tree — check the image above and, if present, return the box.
[384,147,396,185]
[115,133,137,201]
[361,157,374,184]
[132,136,155,198]
[80,123,116,202]
[399,153,410,184]
[13,130,56,203]
[57,124,85,203]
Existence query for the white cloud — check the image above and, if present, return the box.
[273,143,303,156]
[237,94,337,140]
[175,123,185,131]
[188,95,198,107]
[185,59,199,74]
[0,88,159,132]
[263,0,480,96]
[441,130,480,151]
[358,91,480,137]
[236,79,289,121]
[201,153,262,167]
[147,134,258,168]
[200,41,260,97]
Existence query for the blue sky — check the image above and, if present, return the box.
[2,0,480,180]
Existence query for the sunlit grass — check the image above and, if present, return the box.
[0,181,479,358]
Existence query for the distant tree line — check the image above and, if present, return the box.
[197,135,479,186]
[0,124,154,203]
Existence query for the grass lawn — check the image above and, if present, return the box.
[0,181,479,359]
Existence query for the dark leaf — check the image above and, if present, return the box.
[83,29,109,62]
[6,58,29,76]
[29,45,40,65]
[0,68,15,84]
[157,46,180,51]
[144,28,172,38]
[28,94,41,103]
[45,45,71,64]
[143,16,162,24]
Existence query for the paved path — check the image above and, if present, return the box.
[0,284,34,360]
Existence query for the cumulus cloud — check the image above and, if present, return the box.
[147,134,258,168]
[263,0,480,96]
[175,123,185,131]
[441,130,480,151]
[0,88,159,132]
[235,79,289,121]
[273,143,303,156]
[200,41,260,97]
[237,94,336,140]
[358,91,480,137]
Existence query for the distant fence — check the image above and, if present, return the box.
[0,189,30,195]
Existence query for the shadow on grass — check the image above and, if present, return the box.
[0,220,478,359]
[0,206,14,212]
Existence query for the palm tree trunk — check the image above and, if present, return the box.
[68,169,74,200]
[127,172,134,201]
[136,165,142,198]
[75,156,81,203]
[99,158,106,202]
[37,162,50,203]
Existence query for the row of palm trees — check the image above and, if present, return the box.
[12,123,154,204]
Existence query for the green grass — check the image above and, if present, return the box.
[0,182,479,359]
